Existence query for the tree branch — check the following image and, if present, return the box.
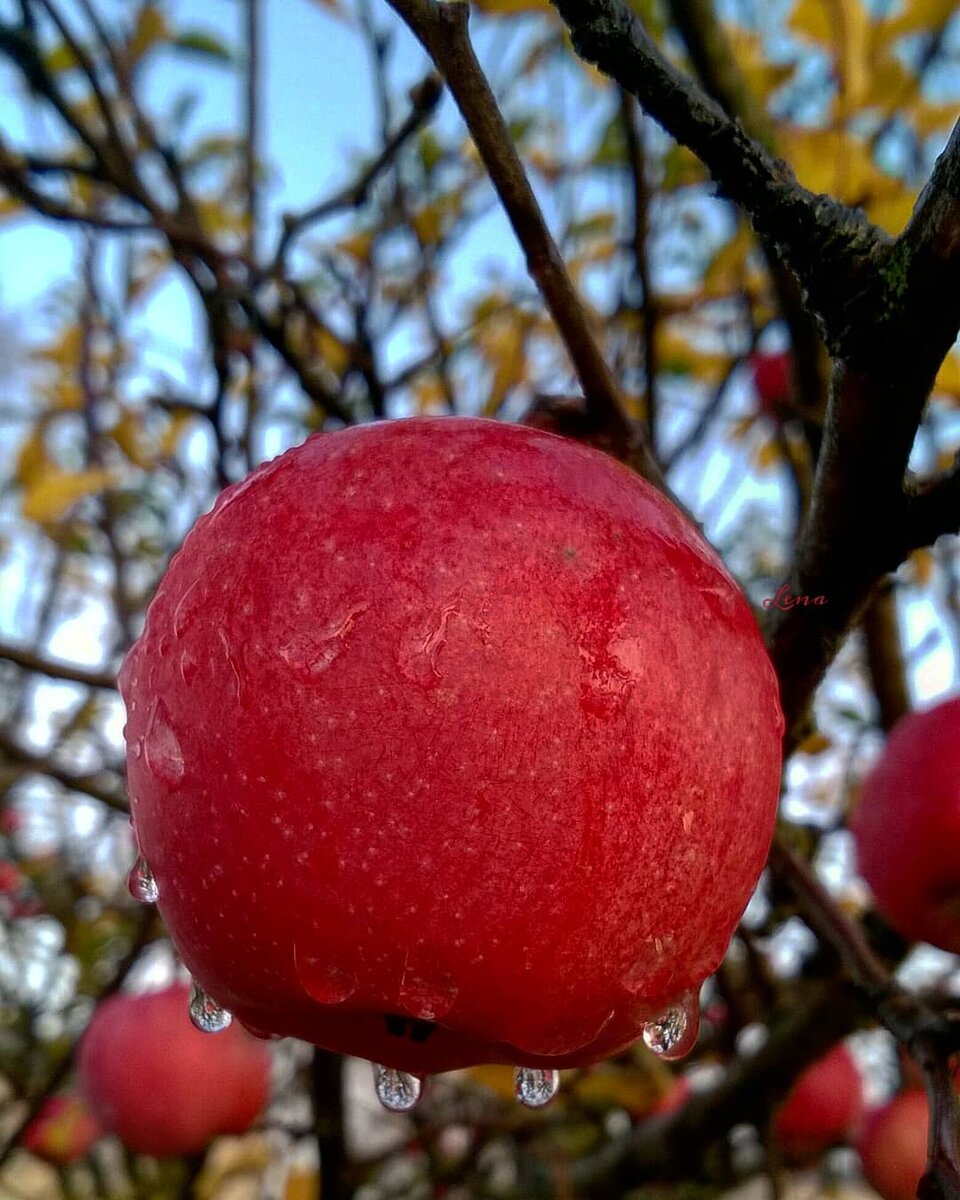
[906,452,960,551]
[0,644,117,691]
[385,0,667,490]
[0,728,127,812]
[275,72,443,269]
[548,0,889,355]
[311,1050,348,1200]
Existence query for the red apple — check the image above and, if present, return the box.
[750,351,792,417]
[858,1090,929,1200]
[774,1043,864,1159]
[119,417,783,1076]
[0,861,21,894]
[22,1095,101,1164]
[76,984,271,1156]
[851,696,960,953]
[651,1075,692,1116]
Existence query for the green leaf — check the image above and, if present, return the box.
[172,29,234,64]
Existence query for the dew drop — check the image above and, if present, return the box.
[144,700,185,787]
[127,855,159,904]
[515,1067,560,1108]
[641,991,700,1061]
[373,1064,422,1112]
[188,983,233,1033]
[294,949,357,1005]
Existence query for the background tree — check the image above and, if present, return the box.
[0,0,959,1198]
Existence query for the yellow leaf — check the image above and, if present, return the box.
[754,440,782,472]
[316,326,352,376]
[413,376,449,414]
[862,54,914,110]
[15,429,49,486]
[113,411,153,469]
[478,316,528,415]
[865,190,917,236]
[283,1173,319,1200]
[912,548,935,587]
[835,0,870,115]
[913,102,960,136]
[656,327,729,386]
[336,230,375,263]
[465,1064,515,1100]
[197,197,246,238]
[725,24,797,100]
[0,194,24,221]
[22,469,116,524]
[703,224,754,298]
[876,0,957,44]
[574,1067,665,1114]
[933,352,960,401]
[798,730,832,755]
[781,127,896,206]
[129,5,169,61]
[410,191,464,245]
[161,413,194,458]
[196,1137,273,1200]
[473,0,554,10]
[789,0,835,44]
[660,144,708,190]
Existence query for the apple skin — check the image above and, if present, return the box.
[857,1091,929,1200]
[851,696,960,954]
[120,417,783,1074]
[22,1095,101,1164]
[773,1043,864,1160]
[76,984,270,1156]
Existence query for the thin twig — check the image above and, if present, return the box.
[386,0,666,489]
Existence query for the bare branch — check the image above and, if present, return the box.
[547,0,889,355]
[275,73,443,269]
[0,728,127,812]
[385,0,667,490]
[906,452,960,550]
[0,643,117,691]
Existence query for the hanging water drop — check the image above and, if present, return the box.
[188,983,233,1033]
[641,990,700,1060]
[514,1067,560,1108]
[373,1064,422,1112]
[127,855,159,904]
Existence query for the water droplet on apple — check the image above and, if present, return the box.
[514,1067,560,1108]
[642,991,699,1060]
[188,983,233,1033]
[127,855,159,903]
[294,950,357,1005]
[144,700,185,787]
[373,1064,421,1112]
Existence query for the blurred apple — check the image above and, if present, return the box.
[857,1090,928,1200]
[77,983,271,1156]
[851,696,960,954]
[22,1095,101,1164]
[750,351,793,418]
[774,1043,864,1159]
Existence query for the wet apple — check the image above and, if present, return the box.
[120,418,783,1099]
